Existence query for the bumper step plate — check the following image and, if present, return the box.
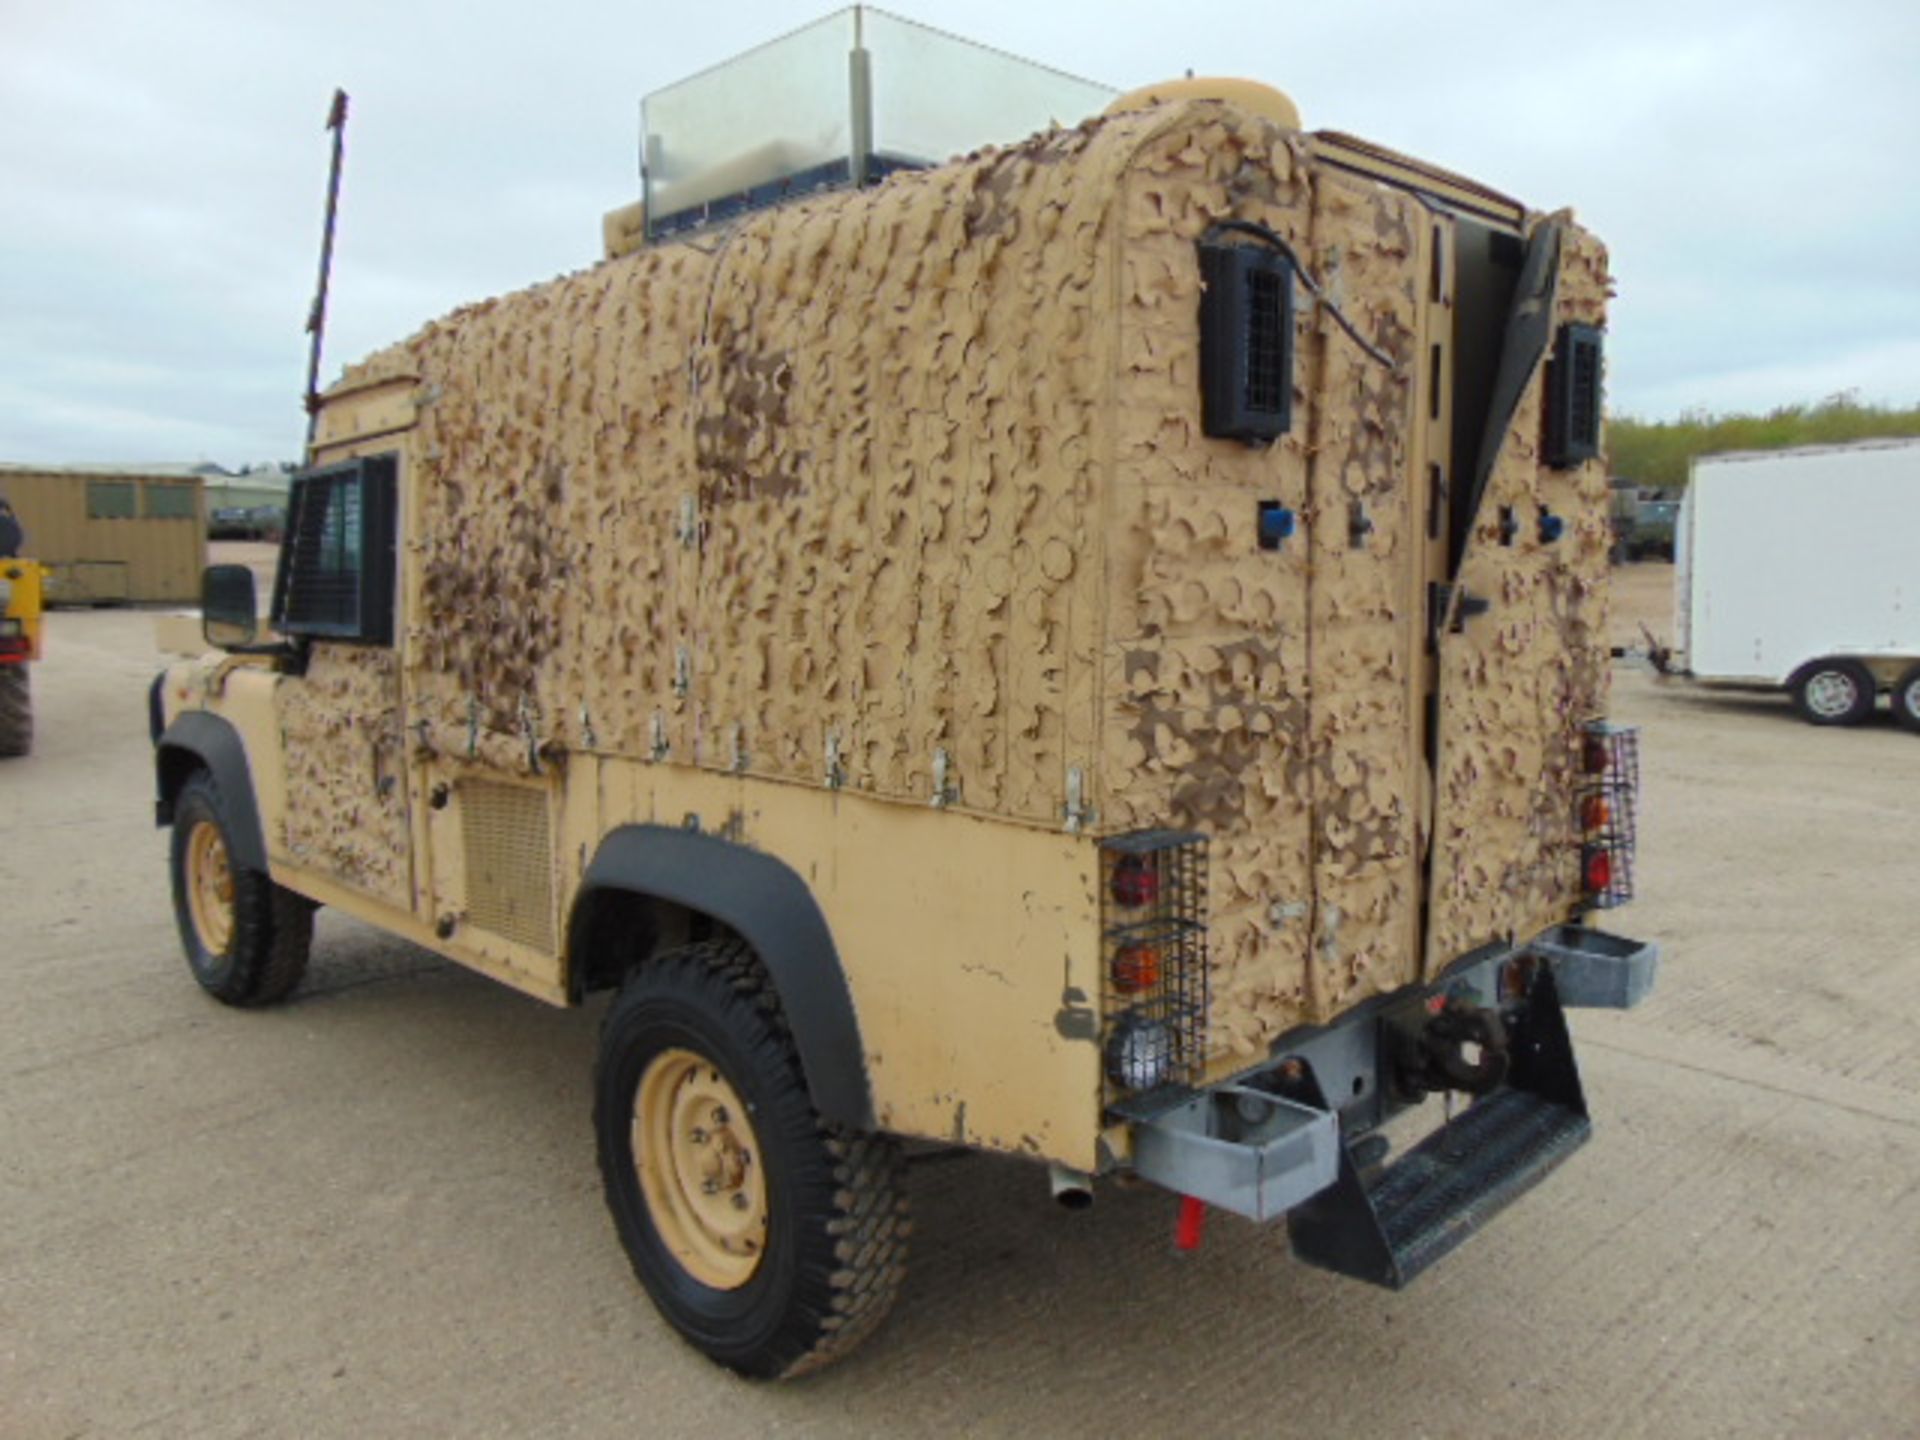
[1289,974,1592,1288]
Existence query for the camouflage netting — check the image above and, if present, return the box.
[1425,225,1614,966]
[323,99,1610,1059]
[276,647,412,907]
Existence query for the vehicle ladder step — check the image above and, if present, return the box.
[1288,1088,1590,1289]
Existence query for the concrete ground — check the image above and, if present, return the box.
[2,562,1916,1438]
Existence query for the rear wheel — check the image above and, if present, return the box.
[168,771,314,1006]
[595,939,909,1378]
[1791,658,1876,727]
[0,664,29,757]
[1894,664,1920,734]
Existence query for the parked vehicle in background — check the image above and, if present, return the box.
[208,505,285,541]
[1673,438,1920,729]
[1608,480,1677,562]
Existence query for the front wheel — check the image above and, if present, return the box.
[1894,663,1920,735]
[594,939,909,1379]
[168,771,314,1006]
[1790,658,1876,727]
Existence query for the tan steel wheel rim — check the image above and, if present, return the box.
[186,820,235,956]
[633,1048,768,1289]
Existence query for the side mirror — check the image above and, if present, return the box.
[202,564,259,649]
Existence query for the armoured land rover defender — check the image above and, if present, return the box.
[151,10,1655,1379]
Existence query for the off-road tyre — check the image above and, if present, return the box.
[595,938,909,1379]
[0,664,29,757]
[168,771,314,1006]
[1790,657,1876,727]
[1893,663,1920,735]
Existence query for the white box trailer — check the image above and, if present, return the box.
[1676,438,1920,729]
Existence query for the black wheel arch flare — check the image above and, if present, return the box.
[153,710,269,873]
[568,825,873,1131]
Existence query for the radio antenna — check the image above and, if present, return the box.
[303,88,350,451]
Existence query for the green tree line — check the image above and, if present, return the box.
[1609,394,1920,490]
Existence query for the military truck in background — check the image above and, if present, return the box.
[1608,479,1678,562]
[150,8,1655,1379]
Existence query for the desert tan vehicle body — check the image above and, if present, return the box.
[155,57,1653,1376]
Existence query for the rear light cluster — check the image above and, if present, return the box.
[1099,833,1209,1098]
[1578,721,1639,909]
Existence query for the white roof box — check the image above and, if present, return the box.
[641,6,1113,240]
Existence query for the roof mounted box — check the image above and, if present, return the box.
[641,6,1113,240]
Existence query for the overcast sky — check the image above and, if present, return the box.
[2,0,1916,466]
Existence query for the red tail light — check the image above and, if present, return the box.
[1583,846,1613,894]
[1578,722,1639,909]
[1110,855,1161,909]
[1111,943,1163,994]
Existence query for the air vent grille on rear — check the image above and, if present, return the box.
[1546,323,1604,469]
[1198,241,1294,443]
[460,780,554,952]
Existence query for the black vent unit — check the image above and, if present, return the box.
[1198,241,1294,444]
[1545,322,1604,469]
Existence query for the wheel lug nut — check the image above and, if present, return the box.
[690,1127,708,1145]
[731,1192,748,1211]
[702,1179,719,1195]
[712,1106,728,1125]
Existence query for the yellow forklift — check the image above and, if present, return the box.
[0,497,42,757]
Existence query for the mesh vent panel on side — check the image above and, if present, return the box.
[459,781,555,952]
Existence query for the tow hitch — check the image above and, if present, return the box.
[1387,994,1510,1100]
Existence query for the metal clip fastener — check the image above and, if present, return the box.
[677,495,699,548]
[579,703,596,751]
[674,645,691,697]
[518,692,541,774]
[730,724,748,773]
[931,748,953,808]
[824,729,844,789]
[650,712,669,762]
[1063,765,1093,834]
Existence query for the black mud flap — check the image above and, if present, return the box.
[1287,970,1590,1289]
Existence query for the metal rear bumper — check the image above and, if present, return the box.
[1125,924,1657,1259]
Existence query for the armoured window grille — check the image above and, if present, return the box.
[1578,723,1638,909]
[270,455,396,644]
[1098,830,1210,1103]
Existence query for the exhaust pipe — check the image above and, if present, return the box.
[1049,1162,1094,1210]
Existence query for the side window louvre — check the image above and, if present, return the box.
[269,454,397,645]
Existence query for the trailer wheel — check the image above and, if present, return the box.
[168,771,314,1005]
[0,664,29,757]
[1893,664,1920,734]
[1790,658,1876,727]
[595,939,909,1379]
